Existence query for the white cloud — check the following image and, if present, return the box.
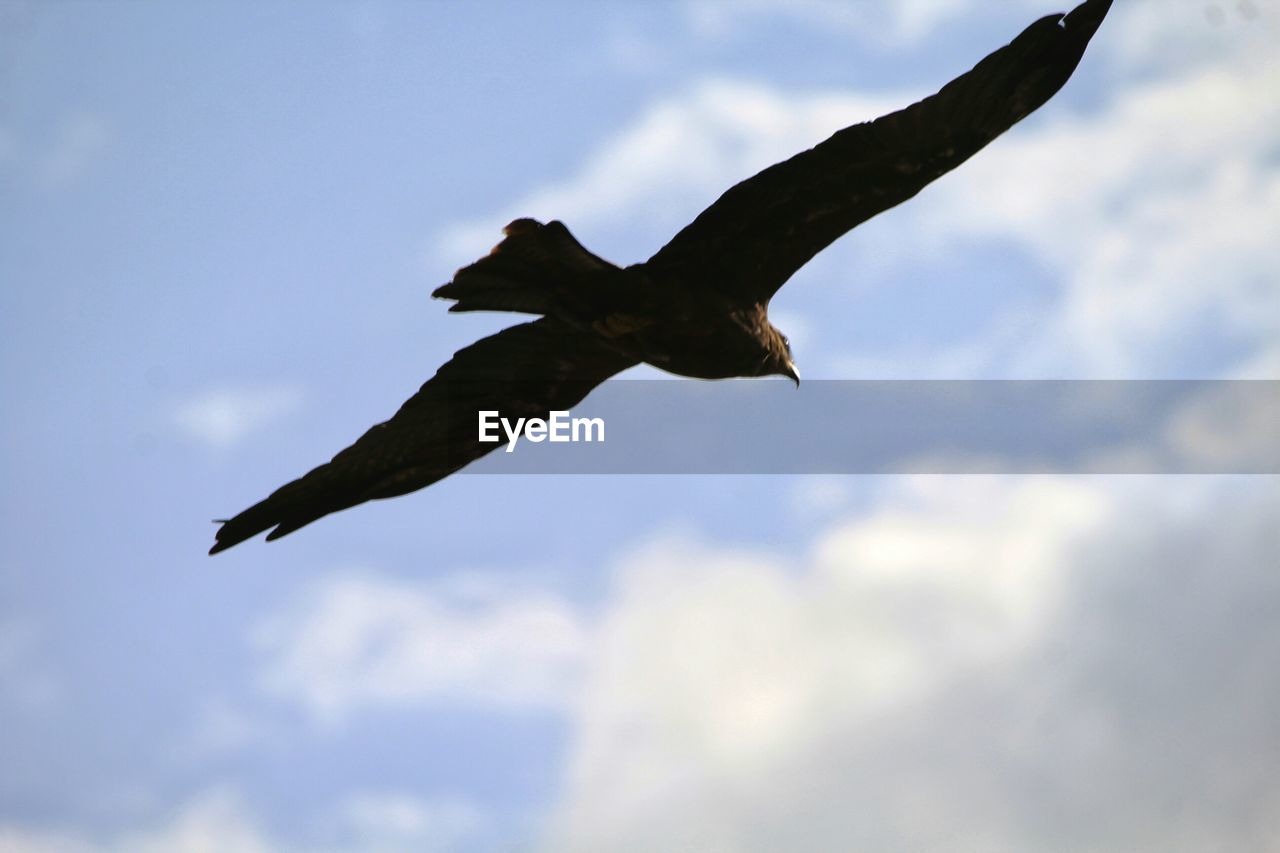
[0,789,269,853]
[684,0,1278,57]
[37,113,111,190]
[336,792,484,853]
[0,616,61,713]
[0,828,94,853]
[787,475,853,518]
[254,570,590,725]
[549,479,1104,846]
[171,385,303,449]
[228,481,1276,851]
[914,59,1280,377]
[432,79,902,265]
[117,789,271,853]
[828,50,1280,377]
[545,476,1280,851]
[0,787,487,853]
[0,111,111,190]
[1103,0,1277,77]
[174,697,267,762]
[682,0,1045,47]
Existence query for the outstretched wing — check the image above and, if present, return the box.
[643,0,1111,305]
[210,318,636,553]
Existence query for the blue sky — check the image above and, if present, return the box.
[2,1,1278,850]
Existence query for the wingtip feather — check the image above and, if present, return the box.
[1061,0,1112,39]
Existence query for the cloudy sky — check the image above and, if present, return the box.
[1,1,1277,850]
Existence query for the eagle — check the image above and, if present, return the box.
[210,0,1111,554]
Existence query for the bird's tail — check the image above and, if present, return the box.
[433,218,617,316]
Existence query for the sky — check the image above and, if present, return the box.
[1,0,1278,850]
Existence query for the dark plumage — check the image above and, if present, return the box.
[210,0,1111,554]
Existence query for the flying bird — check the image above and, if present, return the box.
[210,0,1111,554]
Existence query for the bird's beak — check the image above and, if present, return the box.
[782,361,800,387]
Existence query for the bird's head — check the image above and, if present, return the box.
[765,324,800,386]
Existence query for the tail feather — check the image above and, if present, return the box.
[433,218,615,315]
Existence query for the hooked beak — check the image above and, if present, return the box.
[781,360,800,388]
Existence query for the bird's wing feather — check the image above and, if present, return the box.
[210,318,635,553]
[643,0,1111,304]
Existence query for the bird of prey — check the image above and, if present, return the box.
[210,0,1111,554]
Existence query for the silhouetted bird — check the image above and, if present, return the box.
[210,0,1111,553]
